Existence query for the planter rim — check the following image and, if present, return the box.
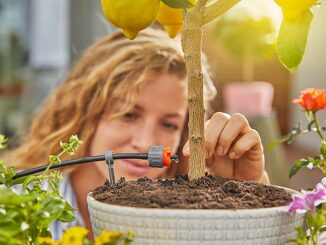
[87,185,295,214]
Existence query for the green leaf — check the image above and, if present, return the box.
[32,197,67,225]
[267,135,292,151]
[48,155,61,165]
[0,189,35,205]
[23,175,40,190]
[276,9,313,72]
[0,221,22,237]
[64,200,76,211]
[58,210,75,222]
[47,180,59,195]
[0,134,7,150]
[320,140,326,158]
[10,176,28,186]
[161,0,194,9]
[289,158,310,178]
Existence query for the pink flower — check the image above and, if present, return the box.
[318,231,326,244]
[288,185,326,213]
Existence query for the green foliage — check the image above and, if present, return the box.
[0,134,7,150]
[287,226,309,245]
[161,0,194,8]
[213,16,276,60]
[0,134,135,244]
[0,136,81,244]
[59,135,82,156]
[276,10,313,72]
[269,113,326,178]
[289,157,320,178]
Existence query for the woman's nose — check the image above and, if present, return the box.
[131,124,158,153]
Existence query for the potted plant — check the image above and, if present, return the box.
[85,0,320,244]
[0,0,319,244]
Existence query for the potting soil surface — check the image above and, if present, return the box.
[92,175,292,209]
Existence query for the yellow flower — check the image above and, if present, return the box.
[59,226,88,245]
[38,237,59,245]
[94,230,123,245]
[275,0,318,21]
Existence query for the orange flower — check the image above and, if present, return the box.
[293,88,326,111]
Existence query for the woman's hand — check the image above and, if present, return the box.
[183,112,269,183]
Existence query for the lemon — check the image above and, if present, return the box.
[101,0,160,39]
[157,0,196,38]
[275,0,317,21]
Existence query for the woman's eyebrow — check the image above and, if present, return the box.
[164,113,184,118]
[133,104,183,118]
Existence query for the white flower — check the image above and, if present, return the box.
[307,162,314,169]
[21,222,29,231]
[43,211,50,218]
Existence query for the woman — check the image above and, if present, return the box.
[5,29,268,238]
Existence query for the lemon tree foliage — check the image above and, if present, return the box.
[100,0,320,72]
[161,0,194,8]
[275,0,319,72]
[276,10,313,73]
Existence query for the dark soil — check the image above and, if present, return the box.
[92,174,292,209]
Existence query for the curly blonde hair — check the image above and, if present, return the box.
[6,29,216,177]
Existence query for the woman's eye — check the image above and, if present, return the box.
[122,112,138,122]
[162,122,179,131]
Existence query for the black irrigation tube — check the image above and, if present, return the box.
[11,153,149,180]
[8,153,178,181]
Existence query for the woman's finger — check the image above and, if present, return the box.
[204,112,230,158]
[183,120,211,157]
[216,113,250,156]
[228,129,261,159]
[182,140,190,157]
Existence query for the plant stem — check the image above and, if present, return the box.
[203,0,241,25]
[182,0,207,179]
[181,0,241,180]
[43,150,65,175]
[313,111,325,140]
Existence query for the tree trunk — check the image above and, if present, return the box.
[180,0,241,180]
[181,3,206,180]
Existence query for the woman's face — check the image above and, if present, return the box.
[90,73,188,181]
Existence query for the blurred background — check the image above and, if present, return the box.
[0,0,325,189]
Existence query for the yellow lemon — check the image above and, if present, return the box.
[157,0,196,38]
[275,0,317,21]
[101,0,160,39]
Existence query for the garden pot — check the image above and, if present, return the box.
[87,177,304,245]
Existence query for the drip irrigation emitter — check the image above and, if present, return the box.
[9,146,179,186]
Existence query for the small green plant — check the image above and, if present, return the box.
[0,135,82,244]
[0,134,135,244]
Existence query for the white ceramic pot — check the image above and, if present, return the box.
[87,188,303,245]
